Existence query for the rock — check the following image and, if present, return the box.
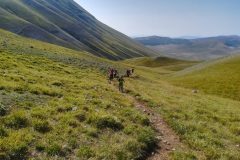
[152,152,155,155]
[72,107,78,111]
[236,144,239,147]
[157,136,162,140]
[192,89,198,93]
[172,148,176,151]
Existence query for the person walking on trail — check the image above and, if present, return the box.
[118,76,125,93]
[114,69,119,78]
[126,69,131,77]
[108,68,114,83]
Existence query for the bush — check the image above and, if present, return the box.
[9,144,28,160]
[4,112,29,129]
[51,81,63,87]
[137,128,157,153]
[36,144,45,152]
[46,144,63,156]
[0,127,8,137]
[0,103,7,116]
[33,120,51,133]
[0,153,8,160]
[77,146,95,159]
[75,113,86,122]
[95,116,123,131]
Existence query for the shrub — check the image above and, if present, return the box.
[9,143,29,160]
[68,138,78,149]
[0,103,7,116]
[4,112,29,129]
[140,117,150,126]
[95,116,123,131]
[57,106,72,113]
[0,127,8,137]
[137,128,157,153]
[36,144,45,152]
[33,120,51,133]
[77,146,95,159]
[0,153,8,160]
[75,113,86,122]
[86,128,98,138]
[46,144,63,156]
[51,81,63,87]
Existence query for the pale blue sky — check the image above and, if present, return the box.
[75,0,240,37]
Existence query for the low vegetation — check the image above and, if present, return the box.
[1,28,240,160]
[125,63,240,159]
[169,55,240,101]
[124,57,198,71]
[0,30,156,159]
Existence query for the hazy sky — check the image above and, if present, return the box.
[75,0,240,37]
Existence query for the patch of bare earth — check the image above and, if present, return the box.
[134,100,185,160]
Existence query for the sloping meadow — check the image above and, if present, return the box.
[0,30,156,159]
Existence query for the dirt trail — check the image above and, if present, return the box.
[133,99,185,160]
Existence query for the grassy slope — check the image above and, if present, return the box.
[125,67,240,160]
[169,55,240,101]
[123,57,198,71]
[0,29,157,160]
[1,28,240,160]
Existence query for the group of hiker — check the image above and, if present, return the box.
[108,67,134,93]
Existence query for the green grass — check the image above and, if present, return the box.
[125,64,240,160]
[0,29,156,159]
[123,57,198,71]
[169,55,240,101]
[1,28,240,160]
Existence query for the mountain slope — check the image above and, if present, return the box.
[135,36,240,60]
[169,55,240,100]
[0,29,158,159]
[0,0,157,60]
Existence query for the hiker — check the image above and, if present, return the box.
[113,69,118,78]
[131,68,135,74]
[126,69,131,77]
[118,76,125,93]
[108,68,114,83]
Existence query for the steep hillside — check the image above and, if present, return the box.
[0,29,157,159]
[0,0,157,60]
[169,55,240,101]
[135,36,240,60]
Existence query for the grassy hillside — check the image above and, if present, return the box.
[0,0,158,60]
[124,57,198,71]
[1,28,240,160]
[125,66,240,160]
[0,29,157,159]
[169,55,240,101]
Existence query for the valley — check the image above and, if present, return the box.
[0,0,239,160]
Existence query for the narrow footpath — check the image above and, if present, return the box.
[133,99,185,160]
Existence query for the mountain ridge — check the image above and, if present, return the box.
[135,35,240,60]
[0,0,158,60]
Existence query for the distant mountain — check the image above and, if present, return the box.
[0,0,157,60]
[135,36,240,60]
